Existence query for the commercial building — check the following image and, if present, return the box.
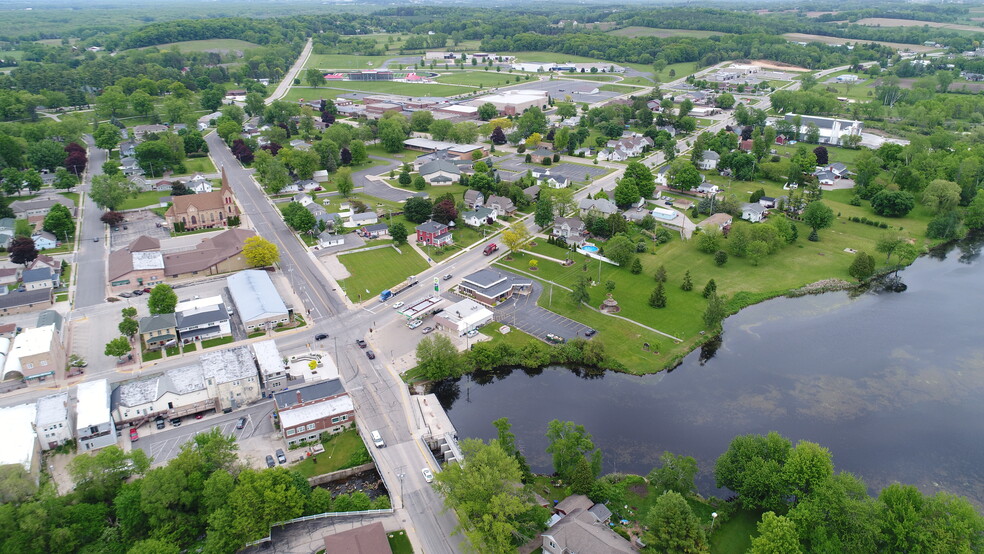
[0,403,41,482]
[783,114,863,146]
[107,236,166,292]
[433,298,494,336]
[35,392,73,450]
[77,379,117,451]
[469,90,549,116]
[1,324,65,382]
[253,340,287,391]
[0,289,52,316]
[174,296,231,343]
[457,269,532,307]
[404,138,488,160]
[227,270,290,331]
[274,379,354,446]
[162,228,256,279]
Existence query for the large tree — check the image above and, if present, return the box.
[643,491,709,554]
[89,173,138,211]
[104,336,132,360]
[9,235,38,266]
[545,419,602,482]
[870,190,915,218]
[42,203,75,241]
[27,140,67,171]
[378,116,408,153]
[242,236,279,267]
[403,196,433,224]
[415,334,460,380]
[801,201,834,238]
[148,284,178,315]
[714,431,793,511]
[648,451,699,495]
[501,221,530,254]
[750,512,802,554]
[921,179,961,214]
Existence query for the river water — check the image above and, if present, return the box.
[437,234,984,505]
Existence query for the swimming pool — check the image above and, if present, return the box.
[581,245,599,253]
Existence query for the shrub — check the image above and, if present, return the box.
[714,250,728,266]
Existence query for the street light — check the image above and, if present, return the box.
[711,512,718,532]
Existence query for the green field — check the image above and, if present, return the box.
[284,81,473,102]
[599,83,641,94]
[387,531,414,554]
[137,39,259,52]
[292,428,370,478]
[653,62,702,83]
[180,157,217,175]
[305,53,395,70]
[119,190,168,210]
[338,245,430,302]
[434,71,519,88]
[711,509,763,553]
[608,26,726,39]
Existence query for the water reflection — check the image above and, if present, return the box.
[439,233,984,505]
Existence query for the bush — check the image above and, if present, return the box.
[517,144,527,153]
[525,154,532,163]
[714,250,728,266]
[543,157,552,166]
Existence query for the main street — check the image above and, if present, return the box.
[74,137,109,308]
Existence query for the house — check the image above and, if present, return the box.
[829,162,850,177]
[0,289,53,316]
[227,270,290,332]
[698,212,733,232]
[120,156,142,176]
[739,139,754,152]
[189,178,213,195]
[462,207,496,227]
[322,522,392,554]
[1,324,65,382]
[696,183,720,195]
[0,268,17,287]
[541,507,634,554]
[814,169,836,186]
[529,147,554,164]
[139,313,177,351]
[292,193,314,207]
[742,203,766,223]
[164,169,239,231]
[317,231,345,248]
[419,160,461,185]
[523,184,541,202]
[132,124,168,140]
[602,135,653,160]
[76,379,116,451]
[485,195,516,217]
[30,232,58,251]
[0,217,14,248]
[21,267,57,291]
[533,169,569,189]
[784,114,863,146]
[759,196,777,208]
[463,189,485,209]
[775,135,788,145]
[655,165,671,186]
[359,223,388,239]
[578,198,618,218]
[275,379,353,446]
[0,404,41,482]
[698,150,720,170]
[35,392,73,450]
[10,196,75,221]
[433,298,495,335]
[552,216,587,245]
[197,111,223,131]
[119,140,137,157]
[253,340,287,392]
[554,494,594,516]
[415,220,453,247]
[457,269,531,306]
[108,236,165,291]
[350,212,379,226]
[162,228,256,279]
[174,296,231,343]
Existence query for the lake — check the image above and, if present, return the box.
[437,234,984,505]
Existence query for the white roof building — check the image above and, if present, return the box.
[227,270,289,329]
[76,379,116,451]
[36,392,73,450]
[278,394,354,430]
[0,403,40,476]
[2,324,59,381]
[433,298,494,336]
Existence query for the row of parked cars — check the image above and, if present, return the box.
[119,287,152,298]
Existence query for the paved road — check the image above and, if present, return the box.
[75,137,109,308]
[357,156,408,202]
[267,38,313,105]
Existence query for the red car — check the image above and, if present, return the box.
[129,428,139,442]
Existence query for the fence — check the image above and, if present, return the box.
[307,462,376,487]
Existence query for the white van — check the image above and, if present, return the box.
[371,430,385,448]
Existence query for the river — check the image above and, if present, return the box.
[436,234,984,505]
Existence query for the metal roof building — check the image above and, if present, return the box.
[226,270,289,331]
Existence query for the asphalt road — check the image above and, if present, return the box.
[267,38,313,105]
[75,137,109,308]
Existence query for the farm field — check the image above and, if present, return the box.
[854,17,984,33]
[608,26,726,39]
[136,39,259,52]
[782,33,939,53]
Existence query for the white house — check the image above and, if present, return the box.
[35,392,73,451]
[532,169,570,189]
[655,165,671,186]
[31,232,58,251]
[0,403,40,482]
[462,207,496,227]
[697,150,720,171]
[696,183,719,195]
[77,379,117,451]
[741,203,766,223]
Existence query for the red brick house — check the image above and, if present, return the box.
[415,220,453,246]
[273,379,354,447]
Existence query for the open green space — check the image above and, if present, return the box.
[292,428,371,478]
[477,322,537,350]
[201,336,234,349]
[180,156,217,175]
[366,145,419,164]
[387,531,414,554]
[599,83,642,94]
[653,61,702,83]
[284,81,472,102]
[338,245,430,302]
[59,192,81,205]
[183,343,197,353]
[558,74,621,82]
[433,71,518,87]
[135,39,259,52]
[305,53,396,70]
[55,293,69,302]
[710,508,762,553]
[608,26,726,39]
[142,349,163,362]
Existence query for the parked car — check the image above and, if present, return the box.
[265,455,276,468]
[129,428,139,442]
[546,333,566,344]
[132,289,143,296]
[392,301,404,310]
[143,288,152,293]
[195,413,204,420]
[366,350,376,360]
[93,237,99,242]
[170,418,182,427]
[356,339,367,349]
[155,418,166,430]
[119,292,133,298]
[421,467,434,483]
[466,329,478,338]
[236,417,247,430]
[315,333,328,341]
[276,449,287,464]
[422,327,434,334]
[407,319,423,330]
[584,329,597,337]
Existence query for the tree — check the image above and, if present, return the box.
[148,284,178,314]
[714,432,793,511]
[105,336,132,360]
[101,211,125,226]
[90,166,138,206]
[669,159,702,191]
[43,204,75,241]
[410,110,434,132]
[546,420,602,482]
[404,196,433,223]
[68,445,149,502]
[340,147,352,166]
[871,190,915,217]
[416,334,460,380]
[704,291,726,328]
[28,140,68,171]
[9,236,38,266]
[501,221,531,254]
[53,167,77,190]
[286,149,320,181]
[334,167,354,197]
[95,86,127,118]
[716,92,736,109]
[389,222,408,245]
[119,317,138,338]
[813,146,828,166]
[782,440,833,500]
[648,452,699,495]
[349,140,368,165]
[681,270,693,291]
[802,201,834,237]
[921,179,961,214]
[411,175,426,191]
[490,126,507,145]
[604,234,635,266]
[702,278,717,299]
[750,512,802,554]
[242,236,279,267]
[926,211,961,240]
[378,117,407,153]
[304,68,324,88]
[549,187,575,215]
[643,491,709,554]
[624,161,656,198]
[432,198,458,225]
[649,282,667,308]
[0,464,37,504]
[21,169,42,193]
[570,276,590,306]
[630,258,643,274]
[848,251,875,281]
[695,230,720,254]
[534,196,554,228]
[965,194,984,230]
[493,417,533,483]
[516,106,547,137]
[245,92,265,117]
[477,102,497,121]
[283,202,317,232]
[613,178,640,208]
[654,265,667,283]
[748,240,769,266]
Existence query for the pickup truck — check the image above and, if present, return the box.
[483,243,498,256]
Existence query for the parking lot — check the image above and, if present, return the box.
[502,79,630,104]
[480,273,594,342]
[110,209,169,248]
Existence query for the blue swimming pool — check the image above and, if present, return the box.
[581,245,599,253]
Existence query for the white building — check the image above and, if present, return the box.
[227,270,290,331]
[253,340,287,391]
[77,379,117,451]
[36,392,73,450]
[174,295,231,342]
[0,403,40,481]
[783,114,863,146]
[432,298,494,336]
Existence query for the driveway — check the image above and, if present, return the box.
[484,272,594,342]
[356,156,410,202]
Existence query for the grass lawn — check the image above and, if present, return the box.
[477,322,537,350]
[55,293,69,302]
[165,345,180,357]
[201,336,234,349]
[366,144,419,165]
[181,156,217,175]
[710,508,762,554]
[142,349,163,362]
[599,83,642,94]
[59,192,80,205]
[305,53,394,70]
[171,227,220,238]
[136,39,259,52]
[338,245,430,302]
[387,531,414,554]
[292,428,371,477]
[247,331,265,339]
[434,71,518,88]
[182,343,197,353]
[119,191,167,210]
[653,61,702,83]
